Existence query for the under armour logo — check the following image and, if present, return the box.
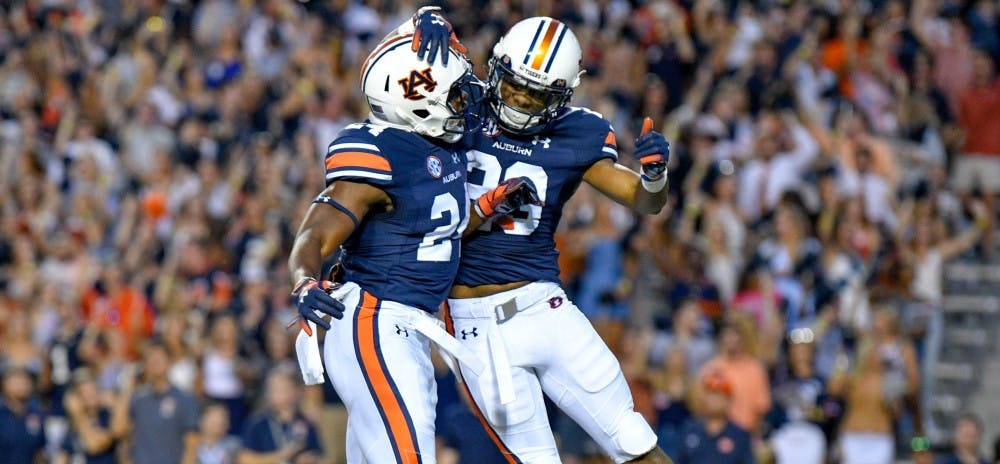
[548,296,563,309]
[398,68,437,101]
[451,152,461,164]
[395,325,408,337]
[532,136,551,149]
[460,328,478,339]
[430,16,446,26]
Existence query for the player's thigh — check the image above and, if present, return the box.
[448,315,560,462]
[539,302,657,462]
[324,292,437,463]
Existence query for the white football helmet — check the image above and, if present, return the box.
[488,17,583,135]
[361,35,482,143]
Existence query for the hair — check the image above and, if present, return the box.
[957,413,984,433]
[265,364,298,388]
[140,338,170,358]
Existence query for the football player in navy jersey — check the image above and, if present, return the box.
[412,12,673,464]
[287,24,539,463]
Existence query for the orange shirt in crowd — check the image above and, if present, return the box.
[958,79,1000,155]
[81,286,155,358]
[700,354,771,432]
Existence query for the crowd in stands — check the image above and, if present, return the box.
[1,0,1000,463]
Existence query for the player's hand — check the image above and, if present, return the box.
[293,277,344,335]
[475,176,543,220]
[633,117,669,181]
[411,6,467,65]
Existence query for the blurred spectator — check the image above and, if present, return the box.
[576,198,631,321]
[0,1,998,461]
[753,199,822,322]
[118,341,200,464]
[736,111,819,221]
[768,333,828,464]
[651,348,694,459]
[938,414,990,464]
[190,402,241,464]
[649,299,715,378]
[831,306,919,464]
[81,266,156,359]
[698,315,771,434]
[954,48,1000,253]
[59,369,124,464]
[674,371,755,464]
[238,366,322,464]
[202,313,249,434]
[0,367,45,464]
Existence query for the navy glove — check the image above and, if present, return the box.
[475,176,543,221]
[411,6,467,65]
[293,277,344,335]
[633,117,669,181]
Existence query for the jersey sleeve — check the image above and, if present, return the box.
[559,108,619,166]
[600,128,619,162]
[324,136,394,188]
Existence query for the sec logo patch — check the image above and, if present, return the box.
[427,155,443,178]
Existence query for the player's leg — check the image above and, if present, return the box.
[534,291,667,463]
[344,419,366,464]
[442,300,560,464]
[324,285,437,464]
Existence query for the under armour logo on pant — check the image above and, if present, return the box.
[395,325,408,337]
[461,328,478,339]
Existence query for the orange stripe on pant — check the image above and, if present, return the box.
[530,20,561,70]
[356,292,421,464]
[441,303,522,464]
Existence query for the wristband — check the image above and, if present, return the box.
[641,171,667,193]
[293,277,318,295]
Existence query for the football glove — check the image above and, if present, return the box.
[633,117,669,181]
[293,277,344,336]
[475,176,543,221]
[411,6,467,65]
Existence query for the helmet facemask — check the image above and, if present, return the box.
[487,54,573,136]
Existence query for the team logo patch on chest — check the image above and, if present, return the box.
[426,155,443,178]
[398,68,437,100]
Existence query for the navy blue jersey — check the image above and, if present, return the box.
[325,122,469,312]
[457,107,618,286]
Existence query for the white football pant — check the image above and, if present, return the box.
[445,282,657,463]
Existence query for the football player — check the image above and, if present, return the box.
[411,13,673,464]
[288,31,538,463]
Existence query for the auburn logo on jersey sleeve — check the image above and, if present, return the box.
[398,68,437,100]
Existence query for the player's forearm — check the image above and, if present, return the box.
[632,184,668,215]
[288,230,328,285]
[464,206,485,235]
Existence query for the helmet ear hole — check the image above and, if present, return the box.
[412,109,430,119]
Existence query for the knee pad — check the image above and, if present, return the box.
[613,411,657,461]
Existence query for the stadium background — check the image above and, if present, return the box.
[1,0,999,463]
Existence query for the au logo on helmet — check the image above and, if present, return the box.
[398,68,437,100]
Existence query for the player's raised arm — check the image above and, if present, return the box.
[583,117,669,215]
[287,180,390,333]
